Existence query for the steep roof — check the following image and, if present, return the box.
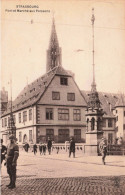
[2,65,124,117]
[115,94,125,107]
[81,91,122,117]
[2,66,73,116]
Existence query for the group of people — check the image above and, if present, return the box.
[0,135,107,190]
[23,137,52,156]
[33,137,52,155]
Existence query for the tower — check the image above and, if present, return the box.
[85,8,104,155]
[46,17,62,72]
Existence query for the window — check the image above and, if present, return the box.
[58,129,69,143]
[29,130,32,141]
[67,93,75,101]
[4,118,7,127]
[108,119,112,127]
[8,117,10,127]
[19,132,22,142]
[52,92,60,100]
[91,118,95,130]
[108,133,113,144]
[46,129,54,141]
[102,119,106,127]
[23,111,27,122]
[123,124,125,130]
[19,113,21,123]
[46,108,53,120]
[60,77,68,85]
[29,109,32,120]
[116,116,118,121]
[73,109,81,121]
[58,108,69,120]
[74,129,81,142]
[124,111,125,117]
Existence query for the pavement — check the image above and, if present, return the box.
[1,149,125,195]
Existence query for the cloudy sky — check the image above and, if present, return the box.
[1,0,125,100]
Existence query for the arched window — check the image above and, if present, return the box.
[86,118,89,131]
[91,118,95,131]
[23,134,28,143]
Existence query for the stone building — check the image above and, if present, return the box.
[1,19,125,145]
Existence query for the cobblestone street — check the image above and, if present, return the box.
[1,150,125,195]
[1,176,125,195]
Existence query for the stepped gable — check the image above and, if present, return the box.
[2,66,74,116]
[81,90,119,117]
[115,94,125,107]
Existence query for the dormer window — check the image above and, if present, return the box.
[60,77,68,85]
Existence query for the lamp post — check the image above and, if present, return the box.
[7,77,16,137]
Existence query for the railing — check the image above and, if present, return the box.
[18,142,85,153]
[107,144,125,155]
[52,142,84,153]
[18,143,125,156]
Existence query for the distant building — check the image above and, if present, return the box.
[1,18,125,145]
[0,87,8,114]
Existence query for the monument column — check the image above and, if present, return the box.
[85,8,104,155]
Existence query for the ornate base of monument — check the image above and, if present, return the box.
[84,131,103,156]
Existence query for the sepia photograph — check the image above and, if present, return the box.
[1,0,125,194]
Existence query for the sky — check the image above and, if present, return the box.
[1,0,125,100]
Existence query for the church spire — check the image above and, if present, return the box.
[46,16,62,72]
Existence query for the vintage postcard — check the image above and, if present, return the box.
[1,0,125,195]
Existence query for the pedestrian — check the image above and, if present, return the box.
[25,142,30,152]
[1,139,7,165]
[57,147,59,154]
[43,143,46,155]
[69,137,75,158]
[47,137,52,155]
[33,143,37,155]
[39,143,43,155]
[99,138,107,165]
[6,134,19,189]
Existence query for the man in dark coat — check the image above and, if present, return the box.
[69,137,75,158]
[6,134,19,189]
[47,137,52,155]
[25,142,30,152]
[33,143,37,155]
[43,143,46,155]
[39,143,43,155]
[99,138,107,165]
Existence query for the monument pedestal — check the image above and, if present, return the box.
[84,131,103,156]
